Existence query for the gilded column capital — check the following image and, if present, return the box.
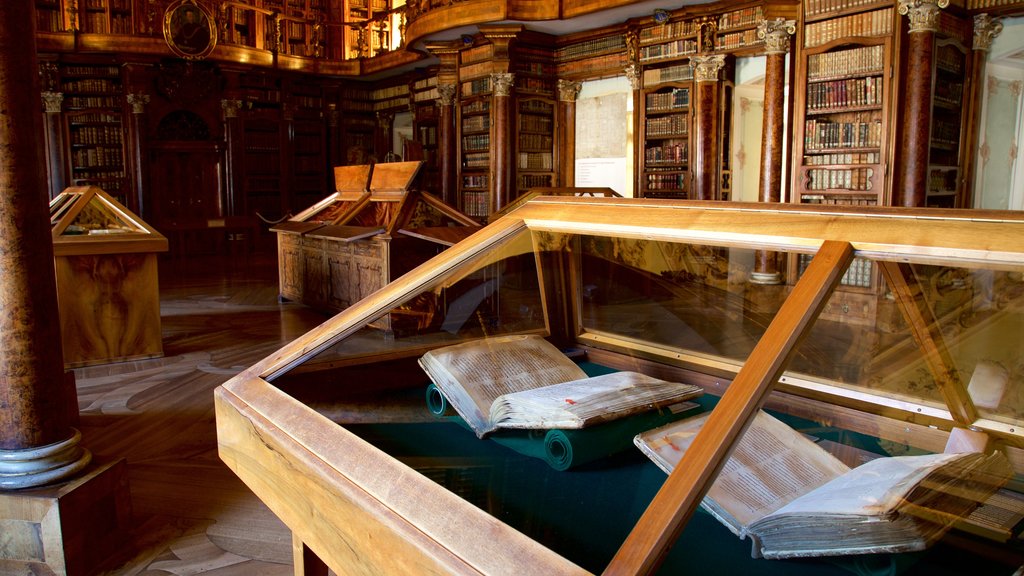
[492,72,515,97]
[557,79,582,103]
[691,54,725,83]
[221,98,243,119]
[898,0,949,34]
[974,14,1003,52]
[624,63,641,91]
[41,91,63,114]
[757,18,796,55]
[127,92,150,114]
[437,83,457,106]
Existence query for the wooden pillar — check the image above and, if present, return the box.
[126,92,150,218]
[222,98,245,216]
[691,54,725,201]
[0,0,90,489]
[437,83,458,206]
[556,79,581,187]
[492,72,514,211]
[753,18,795,285]
[961,14,1002,209]
[895,0,946,207]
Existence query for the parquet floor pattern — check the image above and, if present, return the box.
[75,246,327,575]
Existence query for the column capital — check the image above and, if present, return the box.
[492,72,515,97]
[757,18,796,55]
[898,0,949,34]
[437,83,457,106]
[973,13,1003,51]
[557,79,582,103]
[624,63,641,91]
[41,91,63,114]
[691,54,726,83]
[221,98,244,119]
[127,92,150,115]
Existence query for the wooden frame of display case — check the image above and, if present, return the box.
[218,197,1024,576]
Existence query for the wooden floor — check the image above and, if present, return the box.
[75,243,327,575]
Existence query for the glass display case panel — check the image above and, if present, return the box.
[49,185,167,255]
[50,186,149,236]
[219,199,1024,576]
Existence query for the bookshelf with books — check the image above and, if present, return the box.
[337,82,376,164]
[344,0,391,59]
[515,96,556,196]
[411,72,440,193]
[61,62,131,208]
[458,94,491,220]
[790,1,897,328]
[793,2,895,206]
[926,15,972,208]
[79,0,133,35]
[639,63,693,199]
[36,0,68,33]
[554,32,628,80]
[288,79,328,212]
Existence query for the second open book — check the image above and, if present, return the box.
[418,334,703,438]
[634,410,1012,559]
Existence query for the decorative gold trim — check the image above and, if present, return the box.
[898,0,949,34]
[757,18,796,55]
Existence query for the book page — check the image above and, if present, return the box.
[635,410,850,531]
[489,371,702,429]
[419,334,587,435]
[763,453,964,519]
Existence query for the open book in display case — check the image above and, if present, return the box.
[216,196,1024,575]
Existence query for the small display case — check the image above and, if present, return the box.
[270,161,479,318]
[218,198,1024,575]
[50,186,168,368]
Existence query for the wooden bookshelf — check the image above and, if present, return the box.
[927,13,972,208]
[288,79,328,212]
[338,82,376,164]
[411,72,440,193]
[793,3,895,207]
[458,94,491,219]
[78,0,133,35]
[639,68,692,199]
[60,62,130,208]
[516,96,556,196]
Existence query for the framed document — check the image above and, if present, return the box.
[164,0,217,60]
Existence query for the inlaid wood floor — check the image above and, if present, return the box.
[75,244,327,575]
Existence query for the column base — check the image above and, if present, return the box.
[0,458,132,576]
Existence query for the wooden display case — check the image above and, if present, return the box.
[271,161,479,317]
[218,198,1024,575]
[50,186,168,368]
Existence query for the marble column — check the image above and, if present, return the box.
[0,0,90,490]
[625,61,642,196]
[752,18,795,285]
[691,54,725,201]
[895,0,948,207]
[221,98,245,216]
[557,79,582,187]
[492,72,514,211]
[437,83,458,207]
[127,92,150,217]
[40,89,66,200]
